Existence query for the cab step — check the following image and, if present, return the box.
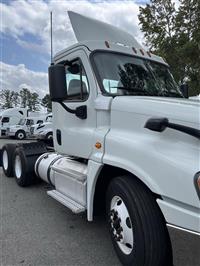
[47,189,86,214]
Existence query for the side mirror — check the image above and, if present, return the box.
[48,64,68,101]
[180,84,189,98]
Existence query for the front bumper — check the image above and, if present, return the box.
[167,224,200,266]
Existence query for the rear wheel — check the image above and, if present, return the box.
[106,176,173,266]
[2,144,17,177]
[13,147,36,186]
[15,130,26,140]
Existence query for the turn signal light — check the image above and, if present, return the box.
[147,51,151,57]
[105,41,110,48]
[140,49,145,56]
[132,47,137,54]
[95,142,102,149]
[194,173,200,200]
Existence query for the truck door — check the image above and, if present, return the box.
[53,49,97,159]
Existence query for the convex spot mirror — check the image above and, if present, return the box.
[48,64,67,101]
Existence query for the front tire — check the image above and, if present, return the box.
[15,130,26,140]
[45,132,53,140]
[106,176,172,266]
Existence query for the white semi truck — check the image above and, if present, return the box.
[29,113,53,140]
[1,12,199,266]
[0,107,28,136]
[7,117,46,140]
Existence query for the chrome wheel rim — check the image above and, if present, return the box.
[3,150,8,170]
[109,196,134,255]
[47,134,53,140]
[15,155,22,179]
[18,133,24,139]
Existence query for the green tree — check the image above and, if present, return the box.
[41,94,52,112]
[19,88,39,111]
[19,88,30,108]
[12,92,20,107]
[175,0,200,95]
[0,89,18,109]
[138,0,176,50]
[28,92,39,111]
[138,0,200,96]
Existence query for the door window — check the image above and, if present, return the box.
[65,60,89,101]
[26,119,34,126]
[2,117,9,123]
[37,120,43,124]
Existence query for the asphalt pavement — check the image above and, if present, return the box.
[0,138,199,266]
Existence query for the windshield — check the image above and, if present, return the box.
[18,119,25,125]
[93,52,183,97]
[46,116,52,122]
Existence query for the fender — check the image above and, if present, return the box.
[103,127,199,209]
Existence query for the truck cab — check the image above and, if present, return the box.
[7,117,45,139]
[30,114,53,140]
[1,12,199,266]
[0,108,28,136]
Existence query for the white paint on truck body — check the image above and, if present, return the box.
[51,12,200,235]
[33,12,200,265]
[0,108,28,136]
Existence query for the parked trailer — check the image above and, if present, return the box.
[1,12,199,266]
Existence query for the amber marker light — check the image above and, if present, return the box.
[147,51,151,57]
[194,172,200,200]
[132,47,137,54]
[140,49,145,56]
[105,41,110,48]
[95,142,102,149]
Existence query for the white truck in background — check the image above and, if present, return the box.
[189,94,200,102]
[7,116,46,140]
[1,12,199,266]
[0,108,28,137]
[30,114,53,140]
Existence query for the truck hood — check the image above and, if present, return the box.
[9,125,22,129]
[112,96,200,128]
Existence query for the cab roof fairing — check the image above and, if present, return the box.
[54,11,168,67]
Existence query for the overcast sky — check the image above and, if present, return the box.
[0,0,151,96]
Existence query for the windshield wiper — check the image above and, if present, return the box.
[158,90,183,98]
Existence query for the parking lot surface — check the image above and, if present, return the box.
[0,138,199,266]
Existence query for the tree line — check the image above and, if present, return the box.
[138,0,200,96]
[0,88,52,112]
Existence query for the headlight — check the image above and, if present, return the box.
[194,172,200,200]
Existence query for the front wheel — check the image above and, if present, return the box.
[15,130,26,140]
[106,176,173,266]
[45,132,53,140]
